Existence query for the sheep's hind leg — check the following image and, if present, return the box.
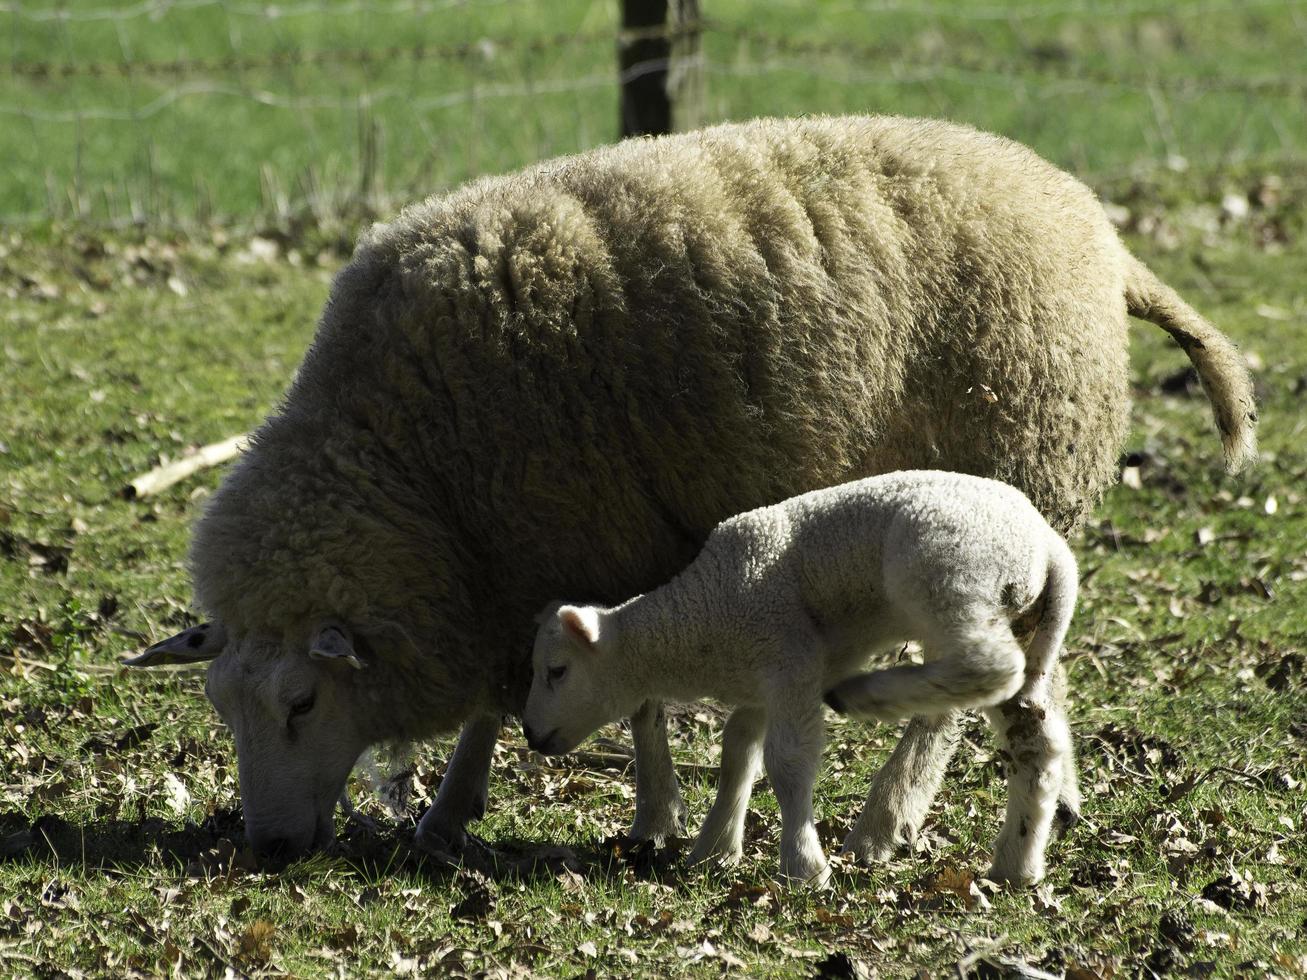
[765,696,830,887]
[983,675,1071,886]
[688,705,766,866]
[626,700,688,845]
[416,710,501,856]
[840,710,960,864]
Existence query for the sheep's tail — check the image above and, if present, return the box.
[1124,254,1258,472]
[1024,535,1078,679]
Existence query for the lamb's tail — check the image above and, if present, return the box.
[1024,534,1079,679]
[1124,254,1258,472]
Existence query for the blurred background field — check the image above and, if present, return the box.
[2,1,1306,977]
[3,0,1306,226]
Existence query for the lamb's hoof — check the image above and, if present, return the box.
[686,842,744,868]
[1054,800,1081,835]
[778,861,833,890]
[841,829,901,866]
[985,863,1042,887]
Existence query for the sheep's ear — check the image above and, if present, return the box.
[534,600,566,626]
[310,624,366,670]
[558,606,601,649]
[123,622,226,667]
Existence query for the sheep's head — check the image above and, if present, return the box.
[522,605,620,756]
[126,622,371,860]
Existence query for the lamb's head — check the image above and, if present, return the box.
[522,605,622,756]
[126,621,372,859]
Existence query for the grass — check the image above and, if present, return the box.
[2,0,1306,976]
[3,0,1305,223]
[3,173,1306,977]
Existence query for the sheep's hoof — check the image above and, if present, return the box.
[415,805,485,861]
[626,803,689,848]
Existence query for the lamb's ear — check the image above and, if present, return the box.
[558,606,601,649]
[310,624,366,670]
[123,622,227,667]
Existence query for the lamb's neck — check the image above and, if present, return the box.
[608,565,726,706]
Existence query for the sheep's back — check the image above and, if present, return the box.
[276,115,1130,646]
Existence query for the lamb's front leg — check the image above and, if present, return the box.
[688,705,765,866]
[626,700,688,845]
[764,699,830,887]
[840,710,961,864]
[415,710,500,854]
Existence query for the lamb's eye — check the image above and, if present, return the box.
[288,693,316,719]
[546,664,568,684]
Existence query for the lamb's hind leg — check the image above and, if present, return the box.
[824,623,1025,723]
[826,623,1025,864]
[626,700,688,845]
[1014,615,1079,831]
[840,710,961,864]
[984,673,1071,885]
[1051,662,1081,831]
[688,705,766,865]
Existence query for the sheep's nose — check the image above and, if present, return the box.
[525,726,559,754]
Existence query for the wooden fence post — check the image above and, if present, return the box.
[618,0,703,138]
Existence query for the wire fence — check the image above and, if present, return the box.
[3,0,1305,228]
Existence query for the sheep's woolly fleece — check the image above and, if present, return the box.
[189,114,1256,739]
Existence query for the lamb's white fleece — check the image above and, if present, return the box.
[524,470,1078,886]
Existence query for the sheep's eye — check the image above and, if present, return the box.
[288,693,316,719]
[546,664,568,684]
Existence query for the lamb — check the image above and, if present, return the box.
[125,114,1254,862]
[523,471,1077,886]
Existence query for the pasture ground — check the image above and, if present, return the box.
[2,167,1305,978]
[2,1,1306,975]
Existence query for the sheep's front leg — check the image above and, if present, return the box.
[841,710,960,863]
[415,710,500,854]
[764,699,830,887]
[688,705,766,866]
[626,700,688,845]
[983,676,1071,885]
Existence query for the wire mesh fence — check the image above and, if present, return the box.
[3,0,1305,227]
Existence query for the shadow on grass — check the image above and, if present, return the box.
[0,806,686,888]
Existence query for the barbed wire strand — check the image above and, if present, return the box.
[3,0,1302,24]
[743,0,1306,21]
[7,20,1304,98]
[0,0,525,23]
[3,23,698,79]
[5,14,1305,226]
[711,24,1307,96]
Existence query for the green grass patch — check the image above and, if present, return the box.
[2,169,1305,975]
[3,0,1304,223]
[3,1,1306,972]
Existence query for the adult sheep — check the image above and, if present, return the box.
[128,115,1255,861]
